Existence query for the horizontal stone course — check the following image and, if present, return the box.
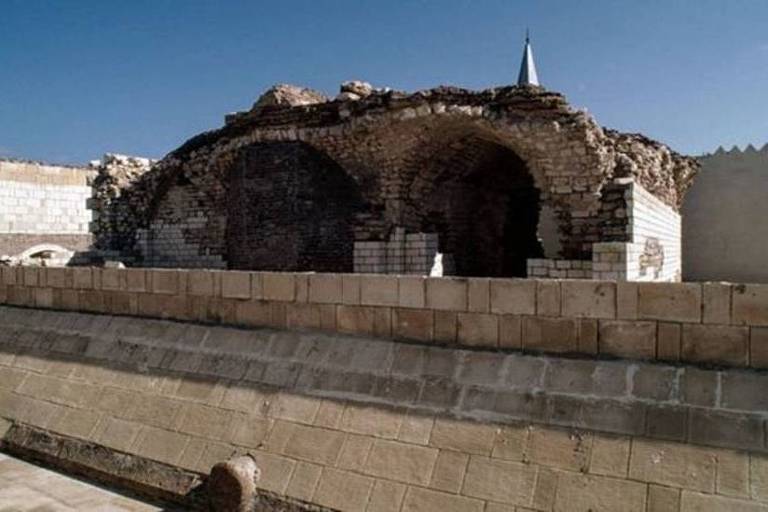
[3,268,768,372]
[2,306,768,511]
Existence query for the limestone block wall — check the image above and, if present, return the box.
[2,275,768,510]
[683,145,768,283]
[0,160,94,259]
[527,179,682,282]
[1,268,768,371]
[354,230,446,275]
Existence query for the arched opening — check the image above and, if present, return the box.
[415,136,545,277]
[225,141,367,272]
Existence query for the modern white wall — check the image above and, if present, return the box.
[683,145,768,283]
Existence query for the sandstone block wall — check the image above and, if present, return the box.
[0,160,94,259]
[683,145,768,283]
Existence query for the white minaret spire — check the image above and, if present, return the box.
[517,29,540,86]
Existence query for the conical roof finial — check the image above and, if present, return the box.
[517,30,540,86]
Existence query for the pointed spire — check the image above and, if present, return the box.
[517,29,540,86]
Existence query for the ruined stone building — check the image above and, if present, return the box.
[3,38,698,282]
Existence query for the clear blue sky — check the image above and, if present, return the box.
[1,0,766,164]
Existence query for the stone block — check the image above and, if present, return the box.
[368,480,406,512]
[373,307,392,337]
[490,279,535,315]
[313,468,374,512]
[657,322,681,361]
[645,406,688,442]
[397,414,434,445]
[235,301,271,327]
[100,268,122,290]
[598,320,656,359]
[752,327,768,368]
[750,456,768,502]
[429,419,496,455]
[295,273,309,302]
[554,472,647,512]
[716,449,749,498]
[221,271,252,299]
[629,439,716,492]
[522,316,578,353]
[285,461,322,502]
[490,424,528,461]
[341,275,361,305]
[394,308,434,341]
[647,484,680,512]
[188,270,215,296]
[721,371,768,411]
[151,270,179,295]
[499,315,523,349]
[176,403,233,440]
[433,311,457,343]
[429,450,468,493]
[457,312,498,347]
[590,434,630,477]
[45,268,71,289]
[527,427,591,472]
[263,272,295,302]
[364,439,438,485]
[426,278,467,311]
[251,450,296,495]
[681,324,748,366]
[286,303,322,330]
[679,492,766,512]
[398,276,425,308]
[617,281,638,320]
[134,426,190,466]
[536,280,561,316]
[282,423,345,465]
[638,282,702,323]
[308,274,342,304]
[360,275,398,306]
[336,433,374,471]
[577,318,598,354]
[402,486,484,512]
[681,368,717,407]
[337,305,375,336]
[688,409,764,451]
[733,284,768,326]
[340,404,402,439]
[462,456,537,505]
[122,269,147,293]
[562,280,616,318]
[702,283,731,324]
[467,278,490,312]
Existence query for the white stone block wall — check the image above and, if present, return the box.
[624,181,681,281]
[0,181,93,234]
[527,180,681,282]
[354,229,445,275]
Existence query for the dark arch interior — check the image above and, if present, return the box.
[418,137,544,277]
[225,141,366,272]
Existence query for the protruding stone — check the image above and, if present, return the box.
[208,455,261,512]
[253,84,329,109]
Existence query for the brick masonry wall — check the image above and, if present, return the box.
[2,306,768,511]
[0,161,94,257]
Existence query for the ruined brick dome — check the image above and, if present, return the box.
[98,81,697,276]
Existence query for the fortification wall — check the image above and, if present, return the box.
[0,160,94,259]
[683,145,768,283]
[1,270,768,511]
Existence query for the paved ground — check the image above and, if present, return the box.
[0,452,171,511]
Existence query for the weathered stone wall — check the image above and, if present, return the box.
[92,83,697,277]
[2,267,766,370]
[683,144,768,283]
[2,271,768,511]
[0,159,94,262]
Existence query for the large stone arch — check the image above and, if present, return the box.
[224,141,367,271]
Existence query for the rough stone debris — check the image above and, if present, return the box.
[88,81,698,278]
